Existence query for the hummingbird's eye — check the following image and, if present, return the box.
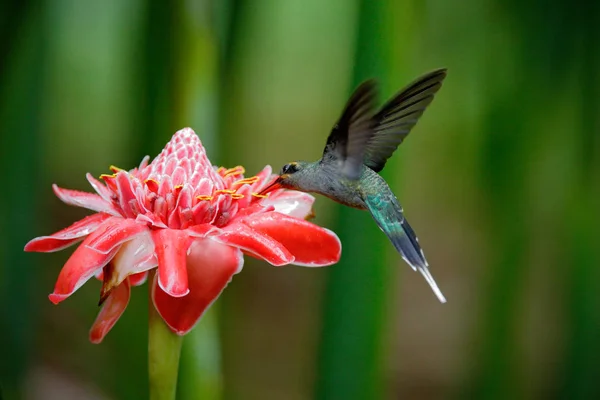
[281,163,297,175]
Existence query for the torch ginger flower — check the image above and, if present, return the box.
[25,128,341,343]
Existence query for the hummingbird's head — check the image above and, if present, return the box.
[278,161,304,187]
[260,161,310,194]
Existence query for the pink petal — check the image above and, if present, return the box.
[152,239,243,335]
[152,229,192,297]
[49,219,122,304]
[263,190,315,219]
[95,270,104,281]
[129,271,148,286]
[214,223,294,266]
[229,202,274,221]
[187,224,219,238]
[242,212,341,267]
[99,231,156,301]
[24,213,113,253]
[97,271,149,301]
[89,279,130,344]
[85,218,148,254]
[138,155,150,170]
[52,184,120,216]
[250,165,273,192]
[86,173,113,202]
[100,174,118,192]
[136,213,168,229]
[113,232,156,275]
[258,175,282,195]
[114,172,137,218]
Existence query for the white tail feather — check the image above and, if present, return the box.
[418,267,447,303]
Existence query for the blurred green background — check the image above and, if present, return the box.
[1,0,599,399]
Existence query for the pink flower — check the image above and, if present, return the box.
[25,128,341,343]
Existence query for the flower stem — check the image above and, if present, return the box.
[148,272,183,400]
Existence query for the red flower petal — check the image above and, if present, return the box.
[152,239,243,335]
[85,218,148,254]
[98,231,156,301]
[86,173,113,202]
[242,212,341,266]
[114,171,137,218]
[24,213,113,253]
[49,219,122,304]
[89,279,131,344]
[251,165,273,192]
[187,224,219,238]
[214,223,294,266]
[152,229,192,297]
[52,184,120,216]
[112,232,156,276]
[129,271,148,286]
[229,202,274,221]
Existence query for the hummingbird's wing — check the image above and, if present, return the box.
[364,68,447,173]
[322,80,377,180]
[364,192,446,303]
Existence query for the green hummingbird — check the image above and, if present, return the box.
[263,69,447,303]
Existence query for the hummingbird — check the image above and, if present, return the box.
[262,69,448,303]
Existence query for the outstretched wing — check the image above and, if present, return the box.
[364,68,447,173]
[322,80,377,180]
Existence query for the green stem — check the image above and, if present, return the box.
[148,272,183,400]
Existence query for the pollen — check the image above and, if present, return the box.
[196,195,213,201]
[231,193,245,199]
[100,173,116,180]
[251,192,268,198]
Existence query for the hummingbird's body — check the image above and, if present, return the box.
[286,162,384,210]
[266,69,448,302]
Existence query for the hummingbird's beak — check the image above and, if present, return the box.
[259,175,284,195]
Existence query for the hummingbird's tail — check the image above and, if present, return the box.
[365,194,446,303]
[399,218,446,303]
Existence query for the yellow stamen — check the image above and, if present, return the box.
[100,173,116,180]
[231,193,244,199]
[233,176,259,186]
[216,166,226,174]
[251,192,268,198]
[109,165,124,173]
[196,195,213,201]
[214,189,237,195]
[223,166,245,177]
